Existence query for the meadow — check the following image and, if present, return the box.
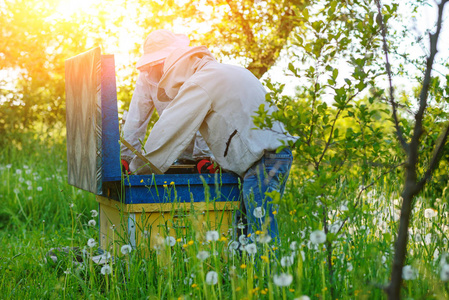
[1,131,448,299]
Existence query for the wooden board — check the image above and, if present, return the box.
[65,47,103,194]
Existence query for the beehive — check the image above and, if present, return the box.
[65,47,240,251]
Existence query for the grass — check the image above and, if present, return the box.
[1,131,449,299]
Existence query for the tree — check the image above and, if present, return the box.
[0,0,109,136]
[118,0,310,78]
[375,0,449,298]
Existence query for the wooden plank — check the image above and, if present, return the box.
[65,47,102,194]
[96,195,239,213]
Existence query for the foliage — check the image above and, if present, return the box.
[254,0,449,298]
[2,133,449,299]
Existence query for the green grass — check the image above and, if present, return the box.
[1,131,448,299]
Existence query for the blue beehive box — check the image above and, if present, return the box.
[65,47,240,250]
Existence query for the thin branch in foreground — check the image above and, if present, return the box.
[375,0,409,153]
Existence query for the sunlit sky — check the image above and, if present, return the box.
[1,0,448,102]
[53,0,449,89]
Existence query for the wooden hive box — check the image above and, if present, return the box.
[65,47,240,252]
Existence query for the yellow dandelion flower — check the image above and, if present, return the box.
[273,210,277,215]
[260,256,269,263]
[163,184,167,188]
[182,244,188,249]
[177,238,182,242]
[191,283,197,288]
[219,236,227,242]
[289,288,295,292]
[240,264,247,269]
[247,233,252,237]
[140,179,144,183]
[188,240,194,245]
[255,230,262,235]
[170,181,175,185]
[261,290,267,295]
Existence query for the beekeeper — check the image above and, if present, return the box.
[120,30,212,174]
[124,29,293,241]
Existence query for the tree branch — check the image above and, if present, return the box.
[375,0,409,153]
[417,122,449,190]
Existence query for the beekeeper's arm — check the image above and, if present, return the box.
[120,72,156,162]
[142,82,211,173]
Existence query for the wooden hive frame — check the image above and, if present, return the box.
[65,47,241,251]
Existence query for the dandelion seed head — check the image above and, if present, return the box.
[228,241,239,250]
[101,265,111,275]
[424,208,438,219]
[273,273,293,287]
[87,238,96,248]
[88,219,96,226]
[257,233,272,244]
[239,234,248,246]
[290,241,298,251]
[91,210,98,218]
[441,264,449,281]
[165,236,176,246]
[205,271,218,285]
[196,251,210,261]
[121,244,132,255]
[310,230,326,244]
[245,243,257,255]
[16,169,22,175]
[253,207,266,219]
[205,230,219,242]
[402,265,417,280]
[281,256,294,267]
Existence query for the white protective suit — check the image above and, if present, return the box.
[140,46,290,177]
[120,65,211,166]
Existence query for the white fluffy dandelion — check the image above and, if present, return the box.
[281,256,294,267]
[197,251,210,261]
[441,264,449,281]
[228,241,239,250]
[205,271,218,285]
[101,265,111,275]
[290,241,298,251]
[310,230,326,244]
[87,238,96,248]
[273,273,293,287]
[257,233,272,244]
[295,296,311,300]
[424,208,438,219]
[402,265,417,280]
[165,236,176,246]
[121,244,132,255]
[37,186,43,192]
[253,207,266,219]
[88,219,96,227]
[239,234,248,245]
[91,210,98,218]
[205,230,220,242]
[245,243,257,255]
